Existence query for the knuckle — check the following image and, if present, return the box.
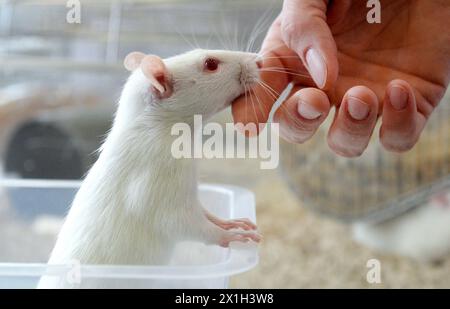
[276,108,320,144]
[327,134,366,158]
[284,123,317,144]
[280,20,302,47]
[281,20,298,37]
[280,127,314,144]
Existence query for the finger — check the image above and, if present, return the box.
[281,0,338,90]
[328,86,379,157]
[274,87,331,143]
[260,15,315,87]
[380,80,426,152]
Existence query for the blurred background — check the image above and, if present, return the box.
[0,0,449,288]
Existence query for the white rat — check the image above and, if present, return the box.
[353,190,450,263]
[38,49,262,288]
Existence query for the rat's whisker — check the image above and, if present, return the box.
[233,14,242,52]
[259,69,313,80]
[189,23,201,49]
[260,56,301,60]
[256,82,279,108]
[248,86,261,124]
[235,7,251,52]
[246,10,263,52]
[250,86,267,120]
[244,83,249,120]
[212,23,228,50]
[206,31,214,50]
[258,80,281,97]
[260,67,307,73]
[247,1,278,53]
[246,9,273,53]
[258,86,279,107]
[166,18,197,50]
[261,66,306,72]
[255,85,273,100]
[260,70,311,78]
[251,87,268,123]
[219,13,234,51]
[241,24,252,53]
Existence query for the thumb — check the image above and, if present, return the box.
[281,0,338,90]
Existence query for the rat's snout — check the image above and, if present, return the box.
[239,57,261,88]
[255,59,263,69]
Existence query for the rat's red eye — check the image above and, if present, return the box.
[204,58,220,72]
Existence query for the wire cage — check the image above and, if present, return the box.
[280,94,450,223]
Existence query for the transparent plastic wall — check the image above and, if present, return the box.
[0,181,258,288]
[280,93,450,223]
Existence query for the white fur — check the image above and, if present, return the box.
[38,50,260,288]
[353,191,450,263]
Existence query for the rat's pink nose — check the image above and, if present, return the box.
[255,59,263,69]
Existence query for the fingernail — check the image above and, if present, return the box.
[389,86,408,110]
[306,49,327,89]
[347,96,370,120]
[298,100,322,120]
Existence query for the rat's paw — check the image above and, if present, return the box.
[218,230,262,248]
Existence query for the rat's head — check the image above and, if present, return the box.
[124,49,261,122]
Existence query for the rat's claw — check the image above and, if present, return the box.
[219,231,262,247]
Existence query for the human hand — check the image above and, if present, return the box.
[232,0,450,157]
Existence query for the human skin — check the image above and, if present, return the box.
[232,0,450,157]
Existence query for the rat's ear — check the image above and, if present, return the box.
[140,55,172,97]
[124,51,146,71]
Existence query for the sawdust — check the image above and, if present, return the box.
[199,157,450,288]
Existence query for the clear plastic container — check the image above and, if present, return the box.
[0,179,258,289]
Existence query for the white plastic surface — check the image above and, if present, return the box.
[0,179,258,289]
